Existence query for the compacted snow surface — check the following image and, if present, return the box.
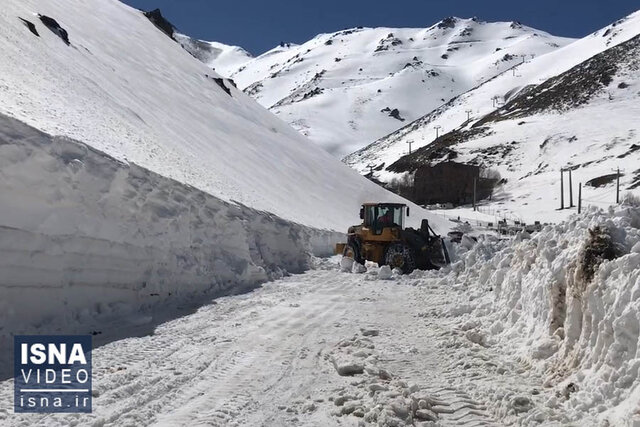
[2,207,639,426]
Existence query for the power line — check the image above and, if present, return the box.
[582,199,612,204]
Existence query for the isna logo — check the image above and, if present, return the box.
[14,335,92,413]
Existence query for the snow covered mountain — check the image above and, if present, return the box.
[0,0,432,233]
[2,3,640,425]
[204,18,573,157]
[141,8,254,81]
[173,33,253,77]
[346,10,640,223]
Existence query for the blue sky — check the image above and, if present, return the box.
[122,0,639,55]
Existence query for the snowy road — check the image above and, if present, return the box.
[1,258,562,426]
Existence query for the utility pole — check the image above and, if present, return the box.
[434,125,441,139]
[578,183,582,214]
[366,164,375,175]
[406,140,413,154]
[473,177,477,211]
[492,96,499,107]
[520,54,527,64]
[610,167,624,203]
[466,109,472,122]
[569,168,574,207]
[616,167,620,204]
[560,169,564,210]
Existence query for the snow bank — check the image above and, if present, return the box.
[0,113,342,375]
[439,206,640,424]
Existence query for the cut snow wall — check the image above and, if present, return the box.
[0,114,343,374]
[441,206,640,423]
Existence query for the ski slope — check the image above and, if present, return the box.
[346,10,640,224]
[207,18,572,157]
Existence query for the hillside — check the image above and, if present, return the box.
[204,18,572,157]
[173,33,253,77]
[0,0,436,233]
[345,10,640,223]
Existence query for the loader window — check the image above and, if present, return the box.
[373,206,404,231]
[363,205,405,231]
[391,207,404,228]
[364,205,377,227]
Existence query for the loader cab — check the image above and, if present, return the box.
[360,203,408,234]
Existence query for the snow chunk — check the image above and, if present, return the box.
[352,262,367,274]
[378,265,393,280]
[332,355,365,376]
[340,256,354,272]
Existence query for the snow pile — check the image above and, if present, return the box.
[439,206,640,424]
[0,113,341,376]
[0,0,451,378]
[325,330,441,425]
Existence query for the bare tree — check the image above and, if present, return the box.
[479,167,501,181]
[478,167,502,200]
[386,173,415,198]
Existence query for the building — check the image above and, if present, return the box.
[413,162,494,206]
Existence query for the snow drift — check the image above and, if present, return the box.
[0,112,344,376]
[441,206,640,424]
[173,33,253,77]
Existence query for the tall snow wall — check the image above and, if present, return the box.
[0,114,343,373]
[441,206,640,423]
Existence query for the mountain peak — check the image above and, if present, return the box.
[436,16,460,29]
[143,8,176,39]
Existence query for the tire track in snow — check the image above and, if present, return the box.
[0,262,552,426]
[152,278,349,426]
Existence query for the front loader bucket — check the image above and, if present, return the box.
[426,237,450,269]
[441,238,451,265]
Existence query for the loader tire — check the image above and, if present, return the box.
[384,243,415,274]
[343,243,363,264]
